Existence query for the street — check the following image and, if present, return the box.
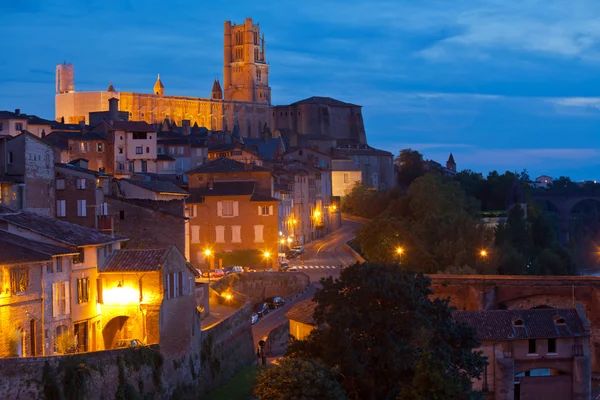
[252,218,363,350]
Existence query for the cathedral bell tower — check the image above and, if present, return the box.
[223,18,271,104]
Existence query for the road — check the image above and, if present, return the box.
[252,218,364,350]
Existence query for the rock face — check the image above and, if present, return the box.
[212,272,311,303]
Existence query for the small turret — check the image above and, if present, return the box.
[211,79,223,100]
[107,81,115,92]
[446,153,456,172]
[154,74,164,95]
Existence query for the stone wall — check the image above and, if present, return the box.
[264,320,290,357]
[212,272,311,303]
[199,302,255,394]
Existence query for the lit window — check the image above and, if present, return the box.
[76,178,85,189]
[77,278,89,304]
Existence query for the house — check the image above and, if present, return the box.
[186,158,279,270]
[0,109,53,138]
[453,307,591,400]
[0,205,128,353]
[105,196,189,259]
[0,230,78,357]
[0,131,55,216]
[208,142,263,166]
[98,245,198,349]
[332,158,361,196]
[285,298,317,341]
[43,129,109,172]
[55,162,112,231]
[534,175,554,189]
[156,123,208,179]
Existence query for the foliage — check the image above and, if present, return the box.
[115,357,141,400]
[341,182,404,219]
[253,358,347,400]
[60,356,96,400]
[122,346,164,389]
[357,174,491,272]
[439,265,478,275]
[395,148,425,189]
[455,169,530,211]
[202,366,263,400]
[55,330,76,354]
[286,263,485,400]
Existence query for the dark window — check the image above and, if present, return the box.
[119,210,125,220]
[97,143,104,152]
[47,262,53,273]
[0,122,3,131]
[146,146,150,153]
[136,146,143,154]
[15,122,23,131]
[118,147,124,154]
[141,160,147,172]
[129,161,134,172]
[528,339,537,354]
[56,257,63,272]
[133,132,147,140]
[8,152,13,164]
[548,338,556,353]
[73,249,85,264]
[77,278,90,304]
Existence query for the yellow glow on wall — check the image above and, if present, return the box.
[103,285,139,306]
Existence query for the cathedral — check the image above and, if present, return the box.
[55,18,271,138]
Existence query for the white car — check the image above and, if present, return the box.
[288,267,298,272]
[251,313,259,325]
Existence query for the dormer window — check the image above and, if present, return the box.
[513,319,524,327]
[555,318,566,325]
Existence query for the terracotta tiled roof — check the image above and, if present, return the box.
[186,157,269,174]
[285,298,317,326]
[452,308,590,341]
[101,248,171,272]
[0,205,128,247]
[0,230,78,265]
[187,181,255,202]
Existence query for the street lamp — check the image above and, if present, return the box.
[279,239,286,263]
[263,251,271,271]
[396,247,404,264]
[480,250,488,258]
[204,249,212,284]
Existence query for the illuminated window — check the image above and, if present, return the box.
[10,267,29,294]
[254,225,264,243]
[77,278,90,304]
[76,178,85,189]
[97,143,104,152]
[215,226,225,243]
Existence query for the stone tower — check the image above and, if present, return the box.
[154,74,164,95]
[446,153,456,172]
[223,18,271,104]
[211,79,223,100]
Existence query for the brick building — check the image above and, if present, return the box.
[55,162,111,230]
[186,158,279,270]
[0,109,53,138]
[105,196,188,259]
[43,129,109,172]
[99,245,198,348]
[453,307,591,400]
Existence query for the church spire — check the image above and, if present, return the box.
[211,78,223,100]
[154,74,164,95]
[107,81,115,92]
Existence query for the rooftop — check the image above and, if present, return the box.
[101,248,171,272]
[120,178,189,195]
[285,298,317,326]
[452,308,590,341]
[290,96,359,108]
[186,157,269,174]
[0,205,127,247]
[55,162,110,177]
[0,230,78,265]
[187,181,256,202]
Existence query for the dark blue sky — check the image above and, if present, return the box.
[2,0,600,180]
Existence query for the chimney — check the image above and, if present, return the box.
[108,98,119,122]
[41,129,46,138]
[79,120,86,134]
[15,109,20,116]
[182,120,191,136]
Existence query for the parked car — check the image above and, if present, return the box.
[279,261,289,270]
[253,302,269,317]
[265,296,286,309]
[202,269,225,278]
[251,313,259,325]
[291,245,305,254]
[114,339,144,349]
[287,267,298,272]
[286,250,298,259]
[230,266,244,274]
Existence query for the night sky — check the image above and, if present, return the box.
[2,0,600,180]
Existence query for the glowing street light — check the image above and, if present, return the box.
[480,250,488,258]
[204,249,211,257]
[263,251,271,271]
[396,247,404,255]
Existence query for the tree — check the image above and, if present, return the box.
[356,217,407,263]
[254,358,348,400]
[286,263,485,400]
[395,149,425,188]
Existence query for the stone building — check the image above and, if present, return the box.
[285,298,317,342]
[0,205,128,355]
[112,178,188,201]
[186,158,279,270]
[0,131,55,216]
[43,128,109,172]
[0,109,53,138]
[453,307,591,400]
[98,245,197,348]
[55,19,271,139]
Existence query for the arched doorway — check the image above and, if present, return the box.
[102,316,143,350]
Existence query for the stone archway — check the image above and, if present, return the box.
[102,316,143,350]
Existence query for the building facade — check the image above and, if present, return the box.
[55,19,271,139]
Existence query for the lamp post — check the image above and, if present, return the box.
[279,239,285,264]
[264,251,271,271]
[479,249,488,304]
[396,247,404,264]
[204,249,212,284]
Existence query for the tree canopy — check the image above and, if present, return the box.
[395,148,425,189]
[284,263,485,400]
